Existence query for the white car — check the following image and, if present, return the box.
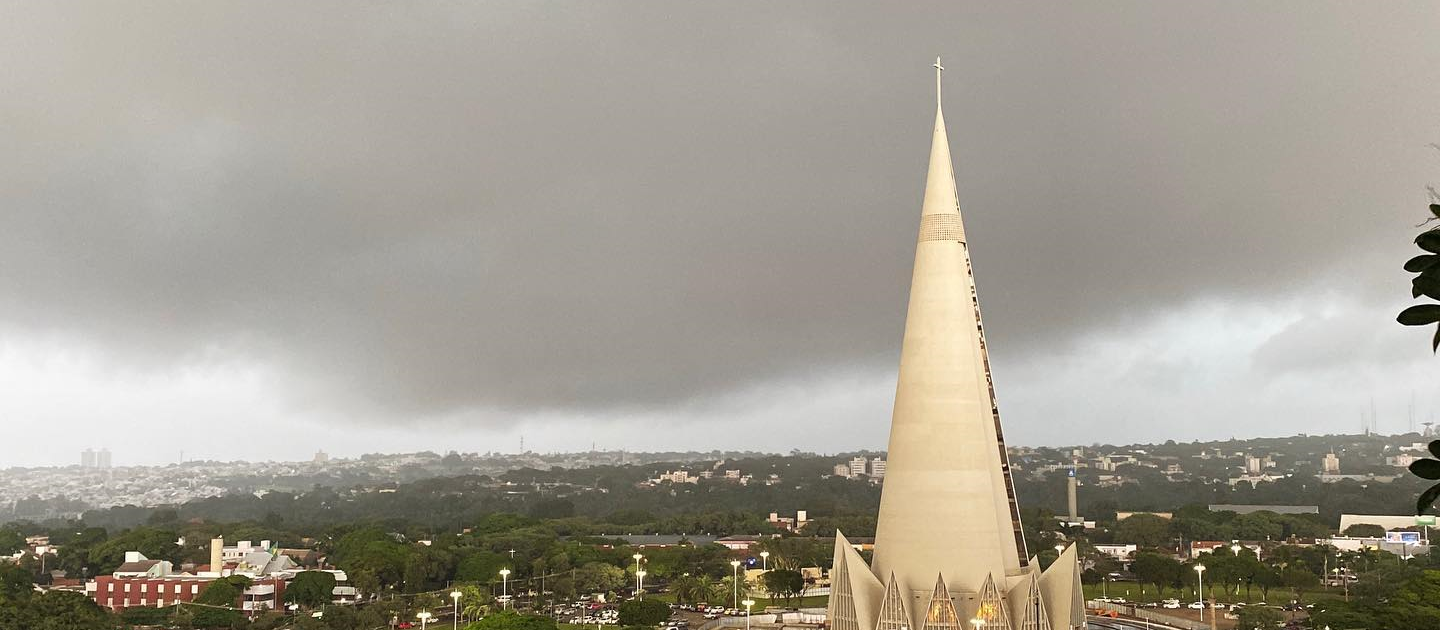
[1188,602,1204,609]
[1161,600,1180,609]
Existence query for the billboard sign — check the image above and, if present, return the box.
[1386,531,1422,543]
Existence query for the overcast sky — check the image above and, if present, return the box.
[3,2,1440,467]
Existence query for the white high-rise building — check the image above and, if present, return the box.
[827,61,1084,630]
[849,456,869,477]
[1324,452,1341,474]
[869,457,886,479]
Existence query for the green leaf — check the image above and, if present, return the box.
[1398,305,1440,326]
[1406,255,1440,272]
[1418,231,1440,253]
[1414,276,1440,300]
[1410,459,1440,480]
[1432,203,1440,219]
[1418,483,1440,515]
[1433,325,1440,353]
[1428,441,1440,459]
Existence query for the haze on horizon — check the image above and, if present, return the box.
[2,2,1439,467]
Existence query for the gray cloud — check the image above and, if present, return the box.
[2,2,1439,463]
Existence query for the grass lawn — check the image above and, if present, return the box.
[665,594,829,609]
[749,595,828,609]
[1081,581,1348,607]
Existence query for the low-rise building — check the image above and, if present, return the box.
[715,535,765,551]
[1092,544,1137,560]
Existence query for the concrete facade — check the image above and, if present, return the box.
[826,64,1085,630]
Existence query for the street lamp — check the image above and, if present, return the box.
[759,551,769,572]
[501,568,512,609]
[637,570,647,600]
[633,554,645,599]
[418,611,433,630]
[450,590,463,630]
[1193,565,1207,622]
[730,560,742,609]
[742,599,755,630]
[969,618,983,629]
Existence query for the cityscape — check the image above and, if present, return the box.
[3,3,1439,630]
[5,430,1438,523]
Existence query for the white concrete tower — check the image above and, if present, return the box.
[827,60,1083,630]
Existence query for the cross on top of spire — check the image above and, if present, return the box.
[933,56,944,108]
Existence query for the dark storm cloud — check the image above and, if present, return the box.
[1,2,1438,433]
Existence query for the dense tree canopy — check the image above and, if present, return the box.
[285,571,337,609]
[617,599,670,626]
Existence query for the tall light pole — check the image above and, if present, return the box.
[450,590,462,630]
[633,553,644,599]
[759,551,769,572]
[501,568,512,609]
[1193,564,1206,622]
[730,560,742,609]
[1330,552,1342,604]
[742,599,754,630]
[418,611,433,630]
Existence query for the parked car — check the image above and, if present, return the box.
[1188,602,1204,610]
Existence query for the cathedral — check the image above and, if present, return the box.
[826,63,1086,630]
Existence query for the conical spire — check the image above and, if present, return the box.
[922,61,960,220]
[869,62,1028,606]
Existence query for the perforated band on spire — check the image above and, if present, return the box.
[917,213,965,242]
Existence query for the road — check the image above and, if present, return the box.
[1088,615,1183,630]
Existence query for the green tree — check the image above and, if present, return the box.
[456,583,492,623]
[670,574,702,604]
[0,528,23,556]
[574,562,625,595]
[1343,523,1386,537]
[1281,566,1318,603]
[0,563,32,601]
[618,599,670,625]
[1252,566,1281,601]
[403,546,456,593]
[456,551,507,583]
[285,571,337,609]
[1131,553,1182,597]
[720,574,751,607]
[87,527,179,575]
[1233,605,1283,630]
[194,575,251,607]
[25,591,114,630]
[350,568,380,601]
[761,569,805,604]
[1113,514,1171,548]
[464,610,559,630]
